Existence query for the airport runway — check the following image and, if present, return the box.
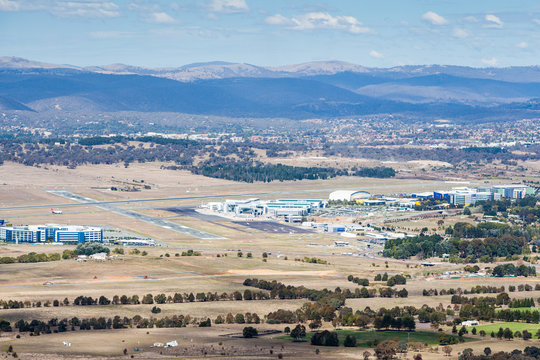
[47,190,225,240]
[0,181,456,211]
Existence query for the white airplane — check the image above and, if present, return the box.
[51,209,63,214]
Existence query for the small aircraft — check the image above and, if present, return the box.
[51,209,63,214]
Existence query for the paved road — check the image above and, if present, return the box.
[47,190,225,240]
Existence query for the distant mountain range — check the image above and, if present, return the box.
[1,56,539,120]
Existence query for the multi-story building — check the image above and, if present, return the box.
[435,184,534,206]
[0,224,103,244]
[492,185,535,199]
[204,198,326,218]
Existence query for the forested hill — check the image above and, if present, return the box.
[1,58,540,121]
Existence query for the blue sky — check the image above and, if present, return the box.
[1,0,540,67]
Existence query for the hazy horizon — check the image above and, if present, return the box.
[4,55,540,70]
[1,0,540,68]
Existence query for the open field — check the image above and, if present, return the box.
[0,325,313,358]
[0,299,307,323]
[0,161,539,358]
[279,329,474,347]
[466,322,540,334]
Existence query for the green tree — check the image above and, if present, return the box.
[141,294,153,304]
[291,324,306,341]
[344,335,357,347]
[503,328,513,340]
[243,326,258,338]
[154,293,166,304]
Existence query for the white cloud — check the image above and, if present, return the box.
[265,12,372,34]
[369,50,383,59]
[481,57,498,66]
[0,0,19,11]
[422,11,448,25]
[209,0,248,13]
[148,11,176,24]
[265,14,289,25]
[89,31,135,39]
[452,27,470,39]
[0,0,120,18]
[516,41,528,49]
[463,16,479,22]
[533,19,540,25]
[485,14,503,28]
[51,1,120,18]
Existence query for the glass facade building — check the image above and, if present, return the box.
[0,224,103,244]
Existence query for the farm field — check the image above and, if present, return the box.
[280,329,474,347]
[467,322,540,334]
[0,161,538,359]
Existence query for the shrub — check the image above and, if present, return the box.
[311,330,339,346]
[199,318,211,327]
[75,243,109,256]
[243,326,258,338]
[344,335,357,347]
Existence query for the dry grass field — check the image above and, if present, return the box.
[0,161,538,359]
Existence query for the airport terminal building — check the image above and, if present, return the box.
[204,198,326,220]
[0,224,103,244]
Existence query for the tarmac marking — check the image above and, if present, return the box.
[46,190,225,240]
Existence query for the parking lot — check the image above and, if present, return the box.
[232,221,314,234]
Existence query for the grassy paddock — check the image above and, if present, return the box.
[281,329,469,347]
[468,322,540,334]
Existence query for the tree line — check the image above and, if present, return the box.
[383,232,529,262]
[188,159,395,183]
[492,263,536,277]
[374,273,407,286]
[422,285,507,296]
[0,136,397,183]
[0,252,62,264]
[243,278,407,305]
[0,244,110,265]
[322,142,538,165]
[0,289,272,310]
[347,275,370,286]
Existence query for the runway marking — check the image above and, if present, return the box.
[0,182,455,211]
[46,190,225,240]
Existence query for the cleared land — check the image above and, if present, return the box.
[0,161,538,359]
[280,329,474,347]
[467,322,540,334]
